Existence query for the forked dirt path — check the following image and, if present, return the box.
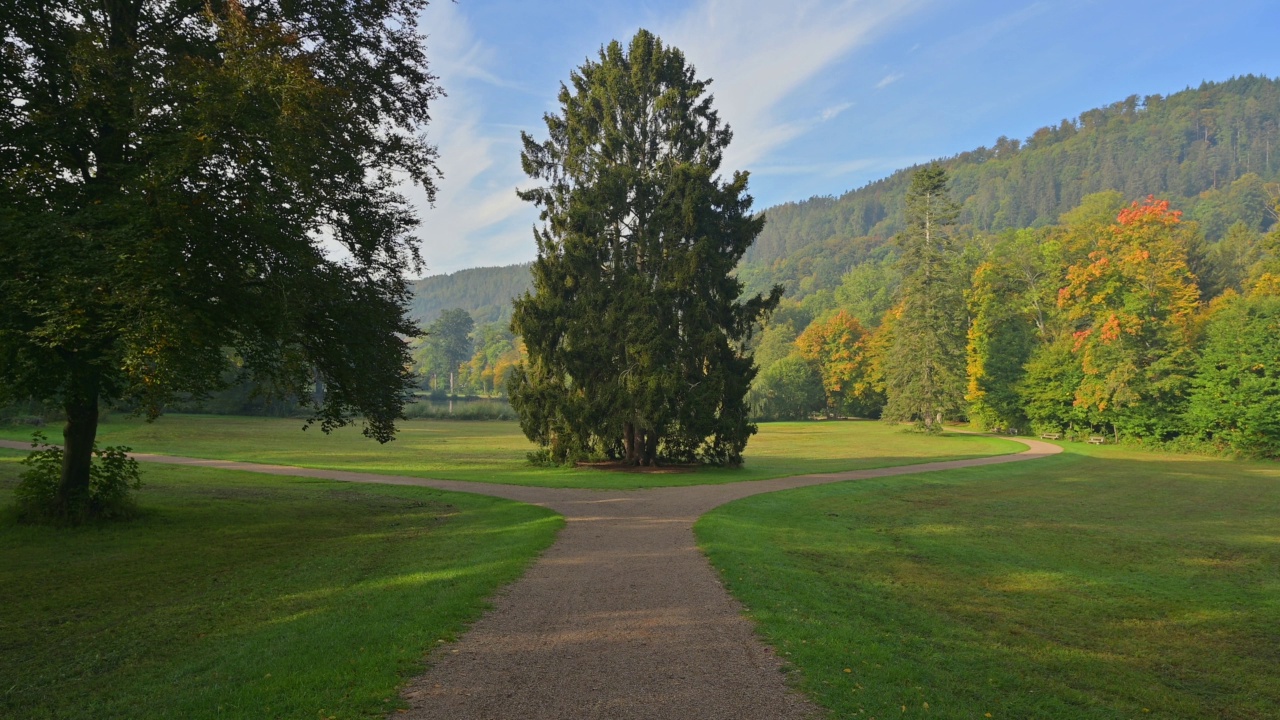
[0,436,1060,719]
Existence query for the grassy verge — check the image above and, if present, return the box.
[0,449,561,720]
[696,443,1280,719]
[0,415,1024,489]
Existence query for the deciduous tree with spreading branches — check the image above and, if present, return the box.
[0,0,440,520]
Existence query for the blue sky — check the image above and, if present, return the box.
[409,0,1280,275]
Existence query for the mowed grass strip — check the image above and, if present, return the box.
[0,415,1024,488]
[696,443,1280,719]
[0,449,561,720]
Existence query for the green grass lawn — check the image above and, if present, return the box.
[0,415,1023,489]
[0,449,561,720]
[696,443,1280,719]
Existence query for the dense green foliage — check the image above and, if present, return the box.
[1186,293,1280,457]
[698,442,1280,719]
[0,0,439,519]
[14,433,141,522]
[965,249,1038,431]
[964,194,1275,449]
[399,75,1280,453]
[406,314,523,397]
[745,356,825,421]
[749,187,1278,451]
[510,30,780,466]
[0,451,561,719]
[408,263,534,326]
[413,309,475,393]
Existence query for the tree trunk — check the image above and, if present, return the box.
[623,421,638,465]
[312,367,326,406]
[57,373,100,519]
[643,429,658,467]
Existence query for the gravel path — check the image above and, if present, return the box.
[0,436,1060,719]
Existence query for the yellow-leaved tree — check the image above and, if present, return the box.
[796,310,884,418]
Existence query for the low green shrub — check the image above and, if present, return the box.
[14,432,142,523]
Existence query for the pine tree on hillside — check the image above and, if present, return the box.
[884,166,968,431]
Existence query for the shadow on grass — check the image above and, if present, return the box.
[0,464,562,720]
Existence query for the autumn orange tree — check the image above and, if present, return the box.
[796,310,884,417]
[1058,197,1201,438]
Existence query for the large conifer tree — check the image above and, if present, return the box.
[509,30,779,466]
[884,165,967,430]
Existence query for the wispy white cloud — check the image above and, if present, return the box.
[820,101,855,121]
[659,0,925,172]
[407,0,927,274]
[875,72,904,89]
[409,2,539,275]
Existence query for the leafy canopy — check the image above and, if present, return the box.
[1,0,440,518]
[1059,197,1201,437]
[796,310,883,418]
[0,0,438,439]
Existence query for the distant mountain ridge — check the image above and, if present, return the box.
[741,75,1279,299]
[413,76,1280,321]
[408,263,532,326]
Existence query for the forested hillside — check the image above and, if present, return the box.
[742,75,1280,298]
[408,76,1280,458]
[408,263,533,325]
[419,77,1279,321]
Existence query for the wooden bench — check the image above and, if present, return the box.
[1088,435,1106,445]
[1039,432,1062,440]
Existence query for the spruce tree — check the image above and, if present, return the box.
[883,165,967,430]
[509,30,780,466]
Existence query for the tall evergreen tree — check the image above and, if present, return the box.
[509,29,780,466]
[883,165,967,430]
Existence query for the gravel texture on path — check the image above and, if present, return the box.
[0,436,1060,719]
